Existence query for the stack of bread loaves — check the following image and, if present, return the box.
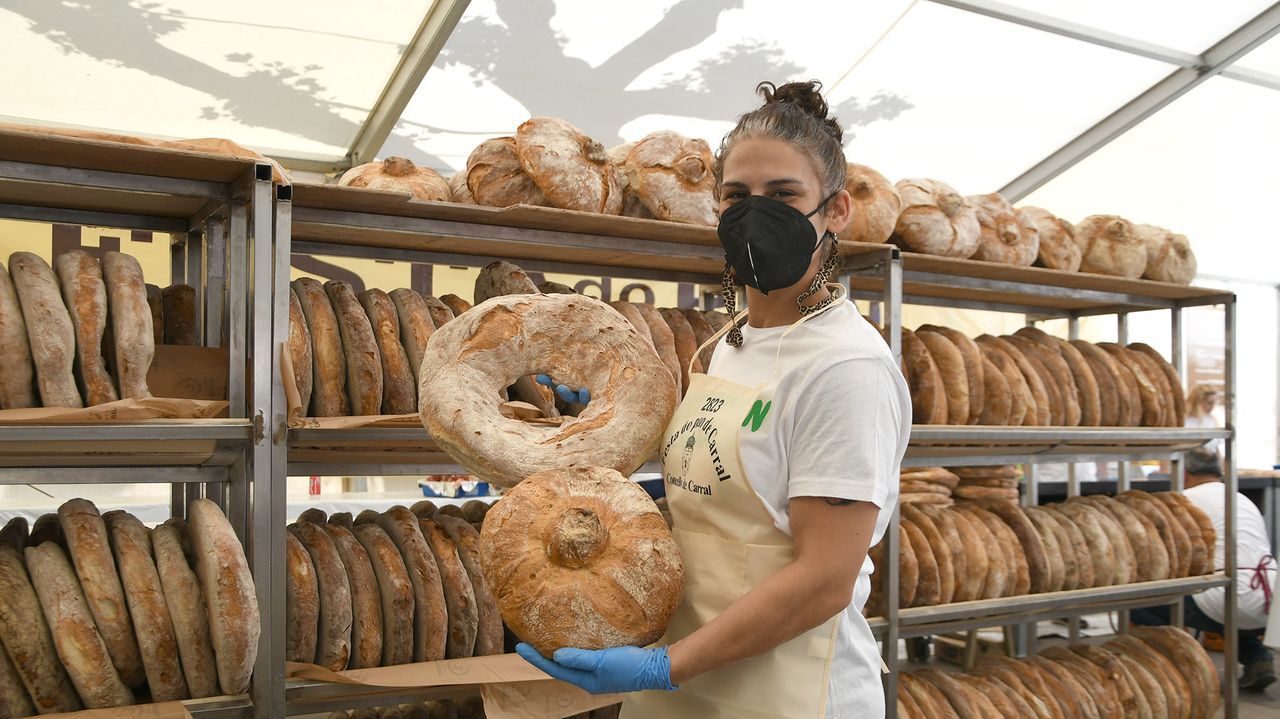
[0,499,256,714]
[867,490,1215,614]
[897,625,1220,718]
[1,250,159,410]
[899,323,1184,428]
[899,467,958,506]
[951,466,1021,502]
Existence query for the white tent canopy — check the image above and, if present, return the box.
[2,0,1278,464]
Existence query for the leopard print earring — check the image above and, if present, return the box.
[721,262,744,348]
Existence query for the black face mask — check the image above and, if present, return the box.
[717,193,836,295]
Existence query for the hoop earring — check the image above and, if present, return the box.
[797,233,841,316]
[721,262,744,348]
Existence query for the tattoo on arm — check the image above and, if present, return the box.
[824,498,855,506]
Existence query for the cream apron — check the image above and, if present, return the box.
[623,288,846,719]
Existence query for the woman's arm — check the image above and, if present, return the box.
[666,496,878,684]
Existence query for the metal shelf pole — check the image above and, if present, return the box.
[881,248,902,719]
[1223,295,1239,717]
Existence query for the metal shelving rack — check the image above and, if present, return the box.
[0,128,282,719]
[272,185,1239,716]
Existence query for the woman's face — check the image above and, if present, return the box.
[1202,392,1218,412]
[719,136,851,242]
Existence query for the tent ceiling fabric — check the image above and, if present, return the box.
[0,0,432,162]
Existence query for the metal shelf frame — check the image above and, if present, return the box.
[0,132,280,719]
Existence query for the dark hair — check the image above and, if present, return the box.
[1185,447,1223,478]
[714,80,847,204]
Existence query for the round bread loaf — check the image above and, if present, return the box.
[0,635,34,717]
[980,347,1029,426]
[1100,344,1164,427]
[0,544,80,713]
[57,499,144,687]
[338,157,451,201]
[1070,340,1132,426]
[977,355,1012,425]
[1073,498,1138,584]
[324,524,383,669]
[54,250,119,406]
[915,668,985,719]
[1167,491,1216,566]
[1127,343,1185,426]
[288,286,315,415]
[918,325,985,424]
[1107,634,1192,719]
[0,260,37,409]
[1117,490,1186,578]
[293,277,348,417]
[459,500,490,526]
[968,193,1039,266]
[419,294,677,487]
[1074,215,1145,278]
[434,515,504,656]
[360,289,417,415]
[377,508,447,662]
[892,179,980,257]
[902,329,948,424]
[389,288,435,384]
[1053,502,1120,587]
[1135,224,1197,285]
[608,301,654,347]
[440,294,472,318]
[448,172,474,204]
[1005,335,1073,426]
[621,131,715,225]
[903,505,955,604]
[102,252,155,399]
[1131,626,1221,718]
[161,283,197,347]
[954,507,1008,600]
[968,504,1028,596]
[978,337,1047,426]
[946,509,991,601]
[517,117,623,214]
[189,499,259,695]
[923,506,975,601]
[326,281,383,416]
[1025,507,1079,592]
[632,303,683,398]
[152,524,218,698]
[901,517,941,606]
[839,163,901,244]
[660,308,703,390]
[1128,349,1176,427]
[1157,493,1211,576]
[419,517,478,659]
[1050,338,1101,426]
[896,524,920,609]
[351,523,415,667]
[1020,206,1081,272]
[1111,649,1168,719]
[290,522,352,671]
[916,330,969,425]
[973,660,1059,719]
[422,296,456,330]
[1014,328,1095,426]
[1084,495,1162,582]
[473,260,537,306]
[1033,652,1109,719]
[106,512,186,701]
[1019,659,1089,719]
[979,501,1051,594]
[25,542,134,708]
[1074,644,1147,718]
[480,466,682,656]
[900,674,956,719]
[678,309,717,374]
[466,137,550,208]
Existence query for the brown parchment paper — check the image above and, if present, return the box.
[0,397,228,423]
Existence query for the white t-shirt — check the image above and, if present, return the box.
[706,299,911,717]
[1183,483,1274,629]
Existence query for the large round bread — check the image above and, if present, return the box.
[1110,649,1168,719]
[1128,350,1176,427]
[1005,335,1071,426]
[1070,498,1137,584]
[1013,327,1094,425]
[0,544,80,713]
[916,330,969,425]
[660,308,702,392]
[418,294,678,487]
[293,278,348,416]
[918,325,985,424]
[914,668,983,719]
[955,506,1009,599]
[900,518,940,606]
[1118,490,1188,577]
[1166,491,1216,566]
[900,673,959,719]
[351,523,415,666]
[0,518,24,554]
[152,524,218,698]
[516,117,623,214]
[465,137,550,208]
[981,501,1052,593]
[288,286,315,414]
[977,355,1012,425]
[1157,493,1210,576]
[473,260,538,306]
[1021,507,1066,592]
[377,508,447,662]
[1099,343,1163,426]
[25,542,134,708]
[480,466,682,656]
[326,281,383,416]
[102,252,154,399]
[0,261,36,409]
[389,288,435,384]
[1038,649,1117,718]
[1135,224,1197,285]
[1128,343,1185,425]
[621,131,715,225]
[974,659,1060,719]
[902,329,948,424]
[1107,634,1192,719]
[1070,340,1132,426]
[54,250,118,406]
[978,337,1047,426]
[1074,215,1145,278]
[947,509,991,601]
[1073,644,1147,719]
[1131,626,1220,718]
[57,499,144,687]
[1050,338,1101,426]
[189,499,259,695]
[422,296,456,329]
[1051,502,1119,587]
[632,303,683,398]
[679,308,718,373]
[1020,206,1081,272]
[290,522,353,671]
[1084,495,1166,582]
[967,193,1038,266]
[892,179,980,257]
[338,157,451,201]
[839,163,901,244]
[419,518,478,659]
[324,524,383,669]
[433,515,504,656]
[902,505,954,604]
[448,171,474,204]
[10,252,81,407]
[971,504,1029,595]
[106,512,187,701]
[360,289,416,415]
[922,507,972,601]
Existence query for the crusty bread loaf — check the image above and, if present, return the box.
[1070,340,1129,426]
[918,326,984,424]
[1074,498,1138,584]
[432,515,502,656]
[633,303,683,398]
[900,517,941,606]
[285,531,319,664]
[481,466,682,656]
[659,308,703,390]
[609,301,654,346]
[419,518,477,659]
[961,504,1025,596]
[1053,502,1119,587]
[0,517,25,553]
[162,284,198,346]
[293,278,348,416]
[1074,215,1146,279]
[1022,507,1068,591]
[473,260,539,305]
[189,499,259,695]
[1135,224,1197,285]
[902,505,954,604]
[352,523,415,666]
[57,499,144,687]
[152,524,218,698]
[145,283,163,345]
[977,355,1011,425]
[1117,490,1185,578]
[25,542,134,708]
[1099,344,1163,427]
[102,252,154,398]
[1091,495,1168,582]
[1157,492,1210,576]
[925,506,975,601]
[1002,335,1066,426]
[1127,349,1175,426]
[298,508,328,526]
[980,347,1028,426]
[1130,626,1221,718]
[902,329,948,424]
[389,288,434,384]
[0,262,36,409]
[422,296,455,330]
[376,507,447,662]
[448,172,474,204]
[0,544,81,713]
[916,330,968,425]
[1018,206,1080,272]
[899,674,957,719]
[980,501,1051,594]
[324,523,383,669]
[620,131,715,225]
[679,309,717,374]
[968,193,1039,266]
[338,157,451,201]
[10,252,82,407]
[1128,343,1185,427]
[326,281,383,416]
[54,251,119,406]
[360,289,416,415]
[290,521,352,671]
[1008,334,1081,426]
[288,287,314,414]
[1109,634,1190,719]
[106,512,186,701]
[516,117,623,214]
[978,336,1048,426]
[410,501,438,519]
[892,179,980,258]
[838,163,900,243]
[465,137,550,208]
[0,633,34,717]
[439,294,472,317]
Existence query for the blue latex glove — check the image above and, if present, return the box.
[535,374,590,405]
[515,643,677,695]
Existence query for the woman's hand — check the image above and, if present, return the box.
[515,643,677,695]
[535,374,590,406]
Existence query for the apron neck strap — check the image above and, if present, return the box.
[688,283,847,375]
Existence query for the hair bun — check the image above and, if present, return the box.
[756,80,843,142]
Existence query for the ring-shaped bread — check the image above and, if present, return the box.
[418,293,678,487]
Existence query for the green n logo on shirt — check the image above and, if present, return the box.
[742,400,772,432]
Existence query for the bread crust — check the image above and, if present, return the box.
[326,281,383,416]
[376,507,448,662]
[621,131,715,225]
[290,522,353,671]
[389,288,434,384]
[1020,206,1081,272]
[1117,490,1186,578]
[102,252,154,398]
[360,289,417,415]
[1128,343,1185,425]
[338,157,451,201]
[285,531,319,664]
[439,294,472,318]
[107,512,186,701]
[980,500,1052,594]
[0,261,36,409]
[465,137,549,208]
[0,544,81,713]
[1074,215,1146,278]
[352,523,415,667]
[293,278,348,416]
[10,252,81,407]
[978,337,1047,426]
[839,163,901,244]
[901,517,941,605]
[659,308,703,391]
[916,330,969,424]
[633,303,683,398]
[902,328,948,424]
[54,250,119,406]
[161,283,198,346]
[1158,493,1211,576]
[189,499,259,695]
[892,179,980,257]
[152,524,218,698]
[1135,224,1197,285]
[419,518,478,659]
[324,523,383,669]
[433,515,503,656]
[919,325,985,424]
[968,193,1039,266]
[516,117,623,214]
[903,505,955,604]
[288,287,314,414]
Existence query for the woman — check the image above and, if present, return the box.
[518,81,911,717]
[1185,383,1223,454]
